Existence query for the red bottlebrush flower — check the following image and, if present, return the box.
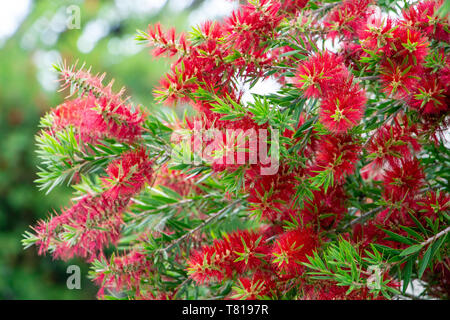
[341,41,365,69]
[154,61,198,105]
[366,117,421,168]
[439,58,450,92]
[410,75,447,115]
[294,51,349,99]
[224,0,283,53]
[422,257,450,299]
[271,228,318,276]
[188,45,233,89]
[227,229,270,273]
[313,133,361,183]
[382,157,425,203]
[52,94,143,143]
[102,148,154,200]
[282,0,309,14]
[206,129,260,173]
[301,185,348,230]
[359,17,396,55]
[324,0,374,40]
[319,80,367,133]
[145,23,189,57]
[392,26,430,65]
[420,113,450,146]
[92,95,143,142]
[32,194,127,262]
[187,229,269,284]
[52,97,87,130]
[402,0,450,43]
[416,191,450,222]
[198,21,224,41]
[232,272,275,300]
[361,161,386,181]
[246,165,300,222]
[379,59,420,98]
[353,220,399,250]
[187,245,227,284]
[302,280,388,300]
[57,63,127,106]
[375,205,419,228]
[94,249,153,298]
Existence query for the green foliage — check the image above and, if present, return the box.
[373,212,450,295]
[0,0,209,299]
[303,239,400,298]
[35,125,130,194]
[8,0,450,301]
[437,0,450,17]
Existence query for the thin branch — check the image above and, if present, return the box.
[359,76,379,81]
[173,277,192,299]
[342,206,384,230]
[421,226,450,247]
[160,198,245,253]
[341,187,437,230]
[312,2,339,16]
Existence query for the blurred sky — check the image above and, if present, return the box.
[0,0,32,44]
[0,0,280,103]
[0,0,237,46]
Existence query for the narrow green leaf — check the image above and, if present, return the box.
[399,244,423,257]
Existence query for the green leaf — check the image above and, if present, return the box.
[417,244,433,279]
[418,234,447,279]
[382,229,417,245]
[399,244,423,257]
[402,256,414,293]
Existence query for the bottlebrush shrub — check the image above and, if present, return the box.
[23,0,449,300]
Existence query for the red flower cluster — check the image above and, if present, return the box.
[33,194,127,261]
[357,1,449,117]
[319,79,367,133]
[94,249,154,298]
[146,23,189,57]
[417,191,450,221]
[232,272,275,300]
[402,0,449,42]
[300,186,348,229]
[294,51,349,99]
[271,228,318,276]
[53,94,143,144]
[359,17,396,56]
[366,117,421,168]
[102,148,154,200]
[32,68,155,262]
[302,280,389,300]
[187,229,270,284]
[225,0,283,53]
[148,0,286,134]
[312,133,361,182]
[281,0,309,14]
[410,75,447,115]
[246,164,301,222]
[324,0,374,40]
[27,0,450,301]
[188,227,318,294]
[294,51,367,133]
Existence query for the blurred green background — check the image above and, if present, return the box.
[0,0,236,299]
